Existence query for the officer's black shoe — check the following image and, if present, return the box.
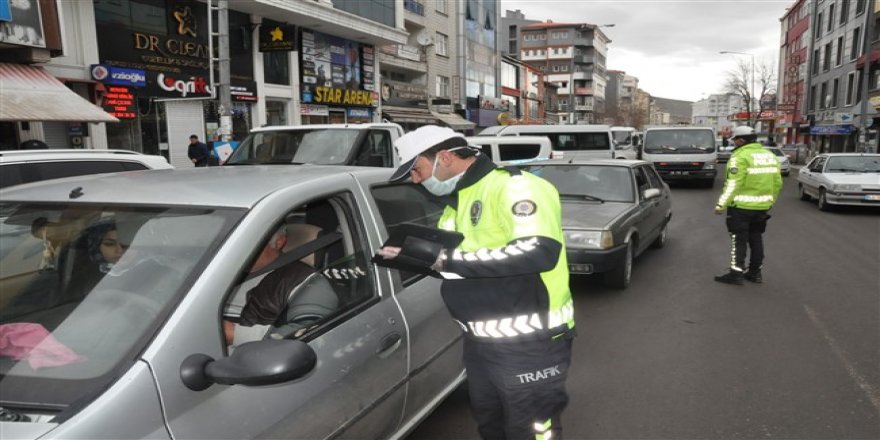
[714,270,744,285]
[744,269,763,283]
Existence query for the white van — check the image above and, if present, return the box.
[642,126,718,187]
[610,126,640,159]
[492,124,631,160]
[465,136,551,165]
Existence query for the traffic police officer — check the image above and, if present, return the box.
[714,125,783,285]
[379,125,575,439]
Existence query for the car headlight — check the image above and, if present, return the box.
[834,184,861,192]
[703,162,715,170]
[564,230,614,250]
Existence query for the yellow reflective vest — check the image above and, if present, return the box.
[716,142,783,210]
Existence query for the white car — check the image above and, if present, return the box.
[0,149,172,189]
[797,153,880,210]
[764,146,791,176]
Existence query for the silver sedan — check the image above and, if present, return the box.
[797,153,880,210]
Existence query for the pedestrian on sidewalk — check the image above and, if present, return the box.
[187,134,209,167]
[714,125,783,285]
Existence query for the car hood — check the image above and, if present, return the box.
[821,173,880,185]
[560,201,630,229]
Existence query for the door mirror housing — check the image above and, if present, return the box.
[643,188,661,200]
[180,339,317,391]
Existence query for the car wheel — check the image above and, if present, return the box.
[703,179,715,188]
[782,171,789,177]
[798,184,811,201]
[818,188,831,211]
[651,222,668,249]
[603,241,632,289]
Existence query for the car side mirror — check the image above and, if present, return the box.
[643,188,661,200]
[180,339,317,391]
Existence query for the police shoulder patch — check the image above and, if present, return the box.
[511,199,537,217]
[470,200,482,226]
[730,167,739,174]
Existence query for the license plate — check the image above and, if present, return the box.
[671,171,690,176]
[865,194,880,201]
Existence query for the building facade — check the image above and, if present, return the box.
[519,21,611,124]
[805,0,876,153]
[691,93,744,136]
[499,9,538,58]
[778,0,811,145]
[459,0,502,129]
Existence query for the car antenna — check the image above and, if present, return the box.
[69,186,84,199]
[568,158,574,164]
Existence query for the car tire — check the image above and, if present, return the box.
[782,171,789,177]
[798,184,811,201]
[703,179,715,188]
[650,222,668,249]
[818,188,831,211]
[603,241,632,289]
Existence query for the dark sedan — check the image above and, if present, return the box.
[520,160,673,288]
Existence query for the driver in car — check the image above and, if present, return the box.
[223,226,314,345]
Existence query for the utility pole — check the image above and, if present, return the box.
[216,0,232,142]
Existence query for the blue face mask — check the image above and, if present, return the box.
[421,149,466,196]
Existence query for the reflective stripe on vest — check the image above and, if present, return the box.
[733,194,774,203]
[459,298,574,338]
[746,167,780,174]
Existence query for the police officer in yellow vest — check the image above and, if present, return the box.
[379,125,575,440]
[714,125,783,285]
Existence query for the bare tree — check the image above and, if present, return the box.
[724,58,777,127]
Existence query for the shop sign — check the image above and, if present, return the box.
[776,103,796,112]
[102,86,137,119]
[0,0,44,48]
[479,96,511,112]
[303,85,376,106]
[156,72,210,97]
[230,84,257,102]
[301,104,329,116]
[259,22,296,52]
[347,108,371,118]
[90,65,147,87]
[809,125,854,135]
[870,95,880,110]
[834,112,854,124]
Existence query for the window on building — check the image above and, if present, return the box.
[501,63,517,88]
[436,75,450,97]
[841,0,850,24]
[94,0,167,34]
[263,51,290,85]
[815,12,823,39]
[336,0,395,27]
[837,36,844,66]
[824,42,832,71]
[856,0,866,15]
[820,81,828,109]
[809,85,817,111]
[436,0,447,14]
[813,48,820,74]
[851,27,861,60]
[435,32,448,56]
[832,77,839,107]
[845,71,857,106]
[827,3,835,32]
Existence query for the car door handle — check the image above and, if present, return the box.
[376,333,402,358]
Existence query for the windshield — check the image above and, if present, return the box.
[644,130,715,154]
[765,148,784,157]
[0,203,241,409]
[612,130,633,144]
[226,128,361,165]
[825,155,880,173]
[521,164,635,203]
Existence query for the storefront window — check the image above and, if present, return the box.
[94,0,167,35]
[263,51,290,85]
[266,101,289,126]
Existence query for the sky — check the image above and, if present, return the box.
[500,0,794,102]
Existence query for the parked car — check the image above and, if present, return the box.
[518,159,672,289]
[797,153,880,211]
[764,146,791,176]
[225,123,404,167]
[0,166,464,439]
[0,149,172,189]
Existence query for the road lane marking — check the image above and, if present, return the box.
[803,304,880,414]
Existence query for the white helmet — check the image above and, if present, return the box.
[730,125,755,140]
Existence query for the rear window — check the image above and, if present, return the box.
[497,143,543,161]
[545,132,610,151]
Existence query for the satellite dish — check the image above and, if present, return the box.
[416,31,434,47]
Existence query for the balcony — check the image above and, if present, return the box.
[379,44,427,73]
[572,38,594,47]
[574,105,593,111]
[404,0,424,16]
[574,55,595,64]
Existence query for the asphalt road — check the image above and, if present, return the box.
[408,170,880,439]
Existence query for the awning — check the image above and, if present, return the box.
[0,63,118,122]
[432,111,476,131]
[382,106,439,125]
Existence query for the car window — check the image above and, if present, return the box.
[370,184,446,285]
[0,164,24,188]
[0,202,240,406]
[472,143,495,161]
[353,130,393,167]
[497,143,544,162]
[1,161,136,188]
[223,193,377,344]
[825,155,880,173]
[546,132,610,151]
[521,164,635,203]
[642,165,664,189]
[227,129,360,165]
[809,156,827,172]
[634,167,651,200]
[121,161,150,171]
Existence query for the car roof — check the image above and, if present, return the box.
[498,124,611,133]
[817,153,880,157]
[645,126,713,131]
[0,149,172,168]
[250,123,401,133]
[519,158,646,167]
[0,165,391,208]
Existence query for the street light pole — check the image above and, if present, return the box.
[720,51,755,127]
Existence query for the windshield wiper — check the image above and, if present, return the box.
[829,168,863,173]
[560,193,605,203]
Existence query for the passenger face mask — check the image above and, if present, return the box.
[421,147,467,196]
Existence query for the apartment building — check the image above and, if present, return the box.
[519,20,611,124]
[692,93,745,135]
[778,0,812,144]
[500,9,539,58]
